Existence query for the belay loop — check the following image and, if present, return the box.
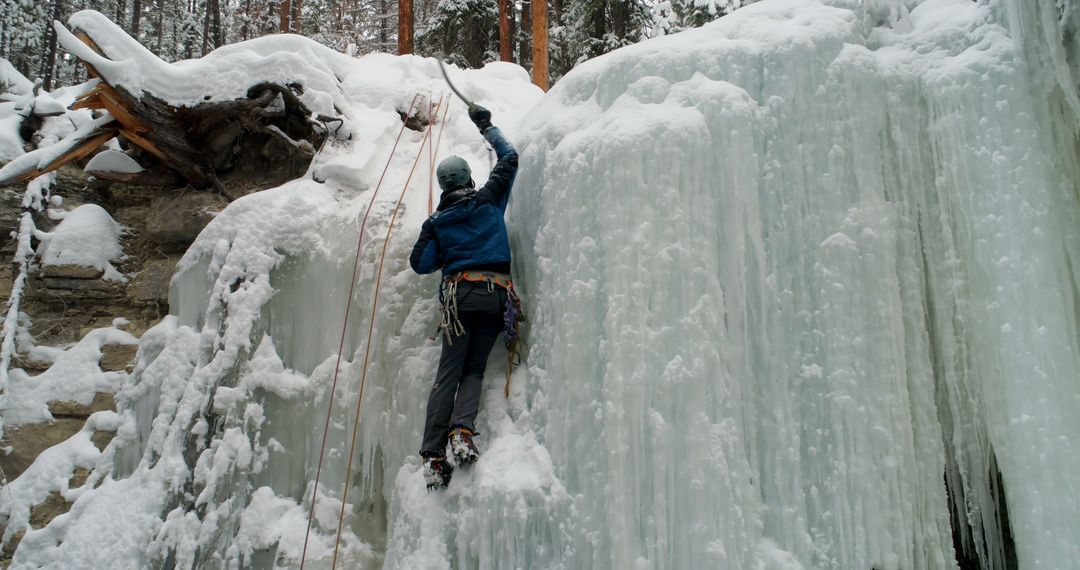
[434,270,526,397]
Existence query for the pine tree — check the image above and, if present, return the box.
[3,0,48,78]
[0,0,761,99]
[417,0,499,68]
[650,0,755,38]
[547,0,648,79]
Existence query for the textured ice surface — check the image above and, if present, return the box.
[6,0,1080,568]
[511,0,1080,568]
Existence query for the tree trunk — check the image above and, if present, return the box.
[508,1,516,62]
[155,0,165,51]
[398,0,413,54]
[378,0,388,48]
[291,0,302,33]
[40,0,63,91]
[499,0,511,61]
[1,16,7,63]
[519,0,530,67]
[532,0,548,89]
[464,14,480,67]
[591,2,604,46]
[211,0,223,46]
[612,0,627,40]
[241,0,251,39]
[279,0,291,33]
[131,0,143,37]
[201,0,211,54]
[115,0,127,29]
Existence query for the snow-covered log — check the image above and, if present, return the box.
[0,18,333,189]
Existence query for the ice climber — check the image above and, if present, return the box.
[409,104,522,491]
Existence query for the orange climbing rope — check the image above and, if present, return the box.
[298,93,421,570]
[428,95,436,215]
[430,97,452,187]
[330,93,451,568]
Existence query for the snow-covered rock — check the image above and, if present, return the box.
[37,204,125,282]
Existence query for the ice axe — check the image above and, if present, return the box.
[437,57,494,169]
[437,58,476,110]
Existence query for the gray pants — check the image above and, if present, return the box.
[420,281,505,457]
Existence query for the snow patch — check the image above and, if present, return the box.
[84,150,144,174]
[37,204,126,281]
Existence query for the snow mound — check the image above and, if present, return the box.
[37,204,125,281]
[2,324,136,426]
[0,59,33,97]
[0,111,25,163]
[84,150,144,174]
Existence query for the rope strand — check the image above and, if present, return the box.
[299,93,422,570]
[330,94,448,568]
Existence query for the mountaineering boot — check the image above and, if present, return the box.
[423,455,453,491]
[449,427,480,466]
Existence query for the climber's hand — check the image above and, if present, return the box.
[469,105,492,132]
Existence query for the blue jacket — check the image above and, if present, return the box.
[410,126,518,277]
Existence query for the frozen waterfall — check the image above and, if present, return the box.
[513,0,1080,567]
[5,0,1080,569]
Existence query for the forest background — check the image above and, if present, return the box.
[1,0,757,91]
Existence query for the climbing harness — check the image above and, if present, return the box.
[434,270,526,397]
[299,93,422,570]
[436,270,516,342]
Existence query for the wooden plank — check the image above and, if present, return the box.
[16,129,116,183]
[71,84,149,134]
[118,128,171,164]
[71,91,103,111]
[97,89,149,134]
[84,167,181,186]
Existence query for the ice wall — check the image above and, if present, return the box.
[7,1,1080,569]
[510,0,1080,568]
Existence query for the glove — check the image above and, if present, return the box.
[468,105,492,133]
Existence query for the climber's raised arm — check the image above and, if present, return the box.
[470,106,518,210]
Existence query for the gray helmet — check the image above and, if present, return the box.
[436,156,472,192]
